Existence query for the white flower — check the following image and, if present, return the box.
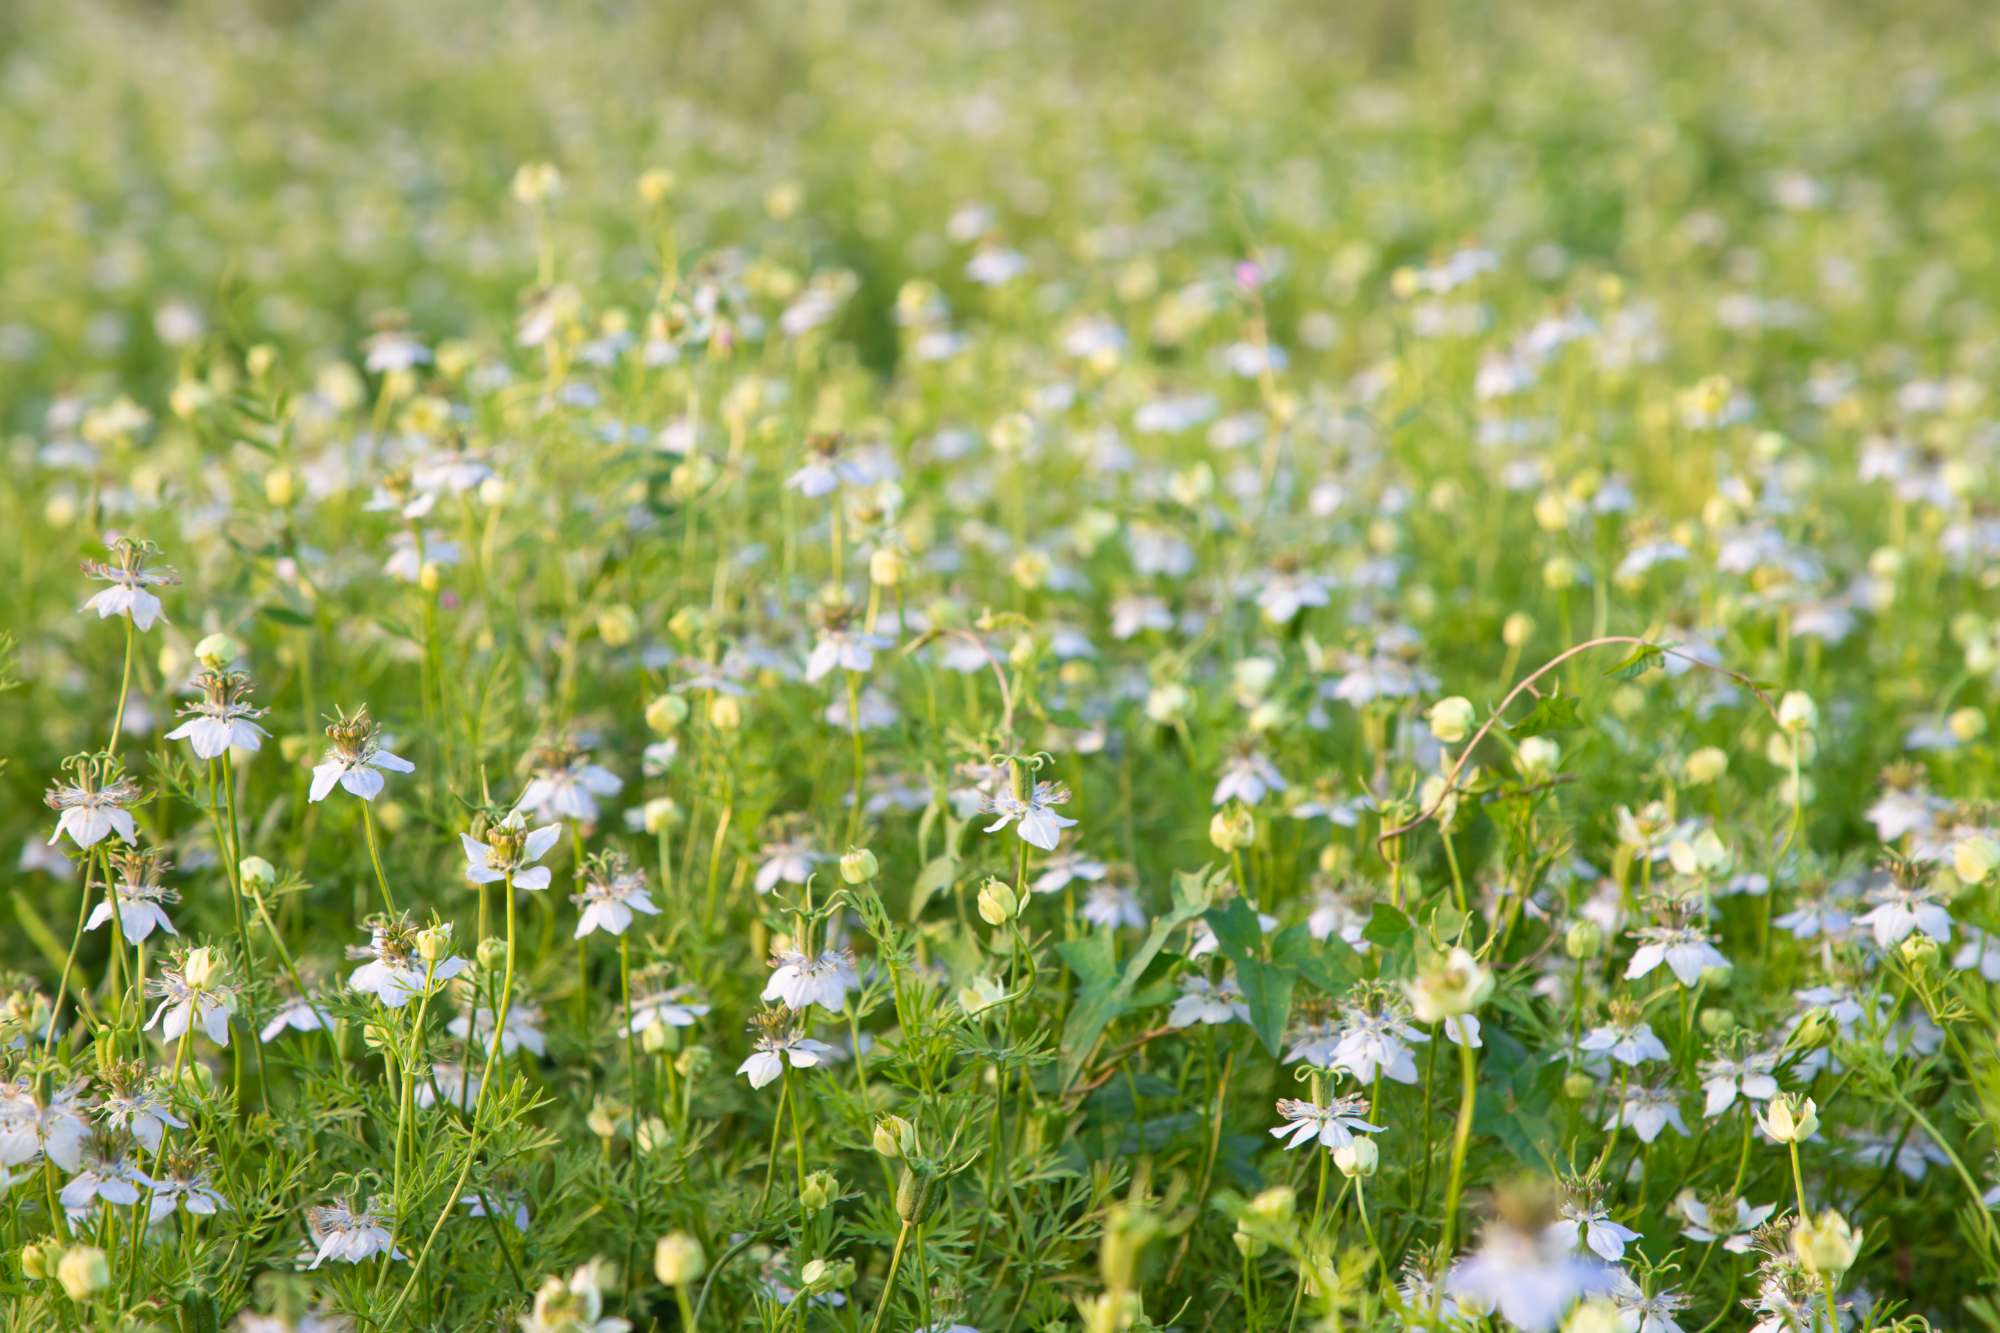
[1675,1190,1774,1253]
[89,848,179,943]
[306,1199,404,1268]
[308,707,414,803]
[0,1082,90,1170]
[1032,849,1108,895]
[763,949,859,1013]
[1167,974,1249,1029]
[572,858,661,938]
[1578,1017,1669,1068]
[1854,881,1952,949]
[755,836,825,894]
[1699,1050,1780,1117]
[146,1162,228,1224]
[737,1014,837,1089]
[1270,1095,1383,1151]
[805,625,889,683]
[449,1001,547,1058]
[1545,1198,1641,1262]
[96,1080,185,1153]
[165,669,270,759]
[1446,1224,1617,1333]
[260,994,334,1043]
[461,814,563,890]
[1609,1273,1689,1333]
[630,984,710,1033]
[58,1134,154,1211]
[983,780,1078,851]
[44,764,141,850]
[514,747,623,824]
[1605,1084,1689,1143]
[347,923,469,1011]
[79,539,178,631]
[1213,750,1287,807]
[145,949,235,1047]
[1328,1003,1427,1085]
[1080,884,1147,930]
[1624,925,1729,987]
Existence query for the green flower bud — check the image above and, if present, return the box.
[654,1232,706,1286]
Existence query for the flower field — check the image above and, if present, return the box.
[2,1,1999,1329]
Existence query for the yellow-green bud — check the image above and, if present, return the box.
[56,1245,109,1301]
[1334,1139,1378,1178]
[799,1170,837,1214]
[977,879,1020,926]
[1757,1093,1818,1144]
[873,1115,913,1159]
[1427,696,1475,745]
[1209,804,1256,852]
[645,693,689,734]
[238,855,277,889]
[193,633,238,667]
[1682,746,1729,786]
[1564,920,1604,960]
[1954,836,2000,885]
[653,1232,706,1286]
[1777,691,1818,734]
[20,1240,52,1281]
[1791,1209,1859,1276]
[840,847,879,884]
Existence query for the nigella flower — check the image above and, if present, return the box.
[382,529,460,584]
[1608,1273,1689,1333]
[145,946,236,1047]
[1167,974,1250,1028]
[983,779,1078,852]
[79,537,179,631]
[628,977,711,1033]
[1605,1083,1690,1143]
[786,432,875,497]
[1953,925,2000,981]
[1578,1006,1670,1068]
[90,846,179,942]
[1625,922,1731,987]
[1080,883,1147,930]
[804,607,890,683]
[306,1198,405,1268]
[1330,992,1428,1085]
[755,828,826,894]
[94,1063,186,1153]
[1270,1094,1383,1151]
[1031,847,1109,895]
[308,706,415,803]
[165,669,269,759]
[514,741,623,824]
[1445,1222,1616,1333]
[347,919,469,1010]
[0,1080,90,1171]
[737,1007,837,1089]
[1700,1049,1780,1117]
[260,987,335,1043]
[1854,878,1952,948]
[520,1257,632,1333]
[1254,562,1329,626]
[449,1000,547,1058]
[762,948,859,1013]
[44,754,141,850]
[461,812,563,890]
[573,852,661,938]
[58,1130,154,1211]
[1212,747,1287,807]
[145,1150,228,1223]
[1544,1186,1641,1262]
[1674,1189,1774,1252]
[1306,889,1372,952]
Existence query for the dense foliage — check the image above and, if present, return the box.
[2,1,1999,1330]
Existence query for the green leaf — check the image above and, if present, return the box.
[1235,958,1296,1058]
[1059,864,1222,1087]
[1506,694,1582,737]
[1201,897,1264,960]
[908,854,958,921]
[1602,641,1669,680]
[258,603,315,628]
[1362,902,1412,949]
